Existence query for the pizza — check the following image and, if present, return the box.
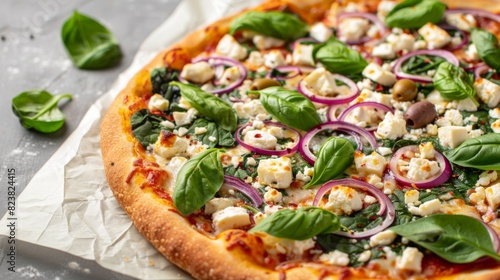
[100,0,500,279]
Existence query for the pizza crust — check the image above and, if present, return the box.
[100,0,500,279]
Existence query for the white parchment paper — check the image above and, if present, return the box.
[0,0,263,279]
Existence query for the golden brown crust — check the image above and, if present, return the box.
[100,0,500,279]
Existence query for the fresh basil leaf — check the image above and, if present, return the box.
[229,11,308,41]
[304,137,354,189]
[444,134,500,170]
[187,118,235,148]
[11,90,72,133]
[254,86,321,131]
[433,62,478,106]
[390,214,500,263]
[151,67,180,101]
[171,82,238,132]
[471,28,500,72]
[385,0,446,29]
[249,207,340,240]
[312,39,368,75]
[130,109,167,148]
[61,11,122,69]
[173,148,224,216]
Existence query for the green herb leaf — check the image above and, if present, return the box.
[254,86,321,131]
[444,134,500,170]
[390,214,500,263]
[229,11,308,41]
[471,28,500,72]
[171,82,238,132]
[249,207,340,240]
[304,137,354,189]
[385,0,446,29]
[312,39,368,76]
[433,61,478,106]
[173,148,224,216]
[11,90,72,133]
[187,118,235,148]
[130,109,167,148]
[61,11,122,69]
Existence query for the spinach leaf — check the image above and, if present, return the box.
[390,214,500,263]
[229,11,308,41]
[187,118,235,148]
[402,54,445,75]
[433,62,478,106]
[253,86,321,131]
[339,204,383,232]
[471,28,500,72]
[130,109,167,148]
[173,148,224,216]
[444,134,500,170]
[316,235,387,266]
[304,137,354,189]
[249,207,340,240]
[61,11,122,69]
[171,82,238,132]
[389,190,416,226]
[385,0,447,29]
[11,90,72,133]
[150,67,180,100]
[312,39,368,76]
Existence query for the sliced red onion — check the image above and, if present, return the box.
[298,74,359,105]
[224,175,263,207]
[337,12,389,45]
[392,50,459,83]
[482,221,500,253]
[337,102,394,129]
[327,104,348,121]
[235,121,301,156]
[389,145,452,189]
[474,63,491,78]
[445,9,500,26]
[313,178,395,239]
[300,121,379,165]
[290,37,319,51]
[438,24,469,51]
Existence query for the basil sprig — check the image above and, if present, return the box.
[11,90,72,133]
[390,214,500,263]
[251,87,321,131]
[444,134,500,170]
[385,0,446,29]
[471,28,500,72]
[173,148,224,216]
[171,82,238,132]
[249,207,340,240]
[130,109,167,148]
[304,138,354,189]
[62,11,122,69]
[312,39,368,76]
[229,11,308,41]
[432,62,478,106]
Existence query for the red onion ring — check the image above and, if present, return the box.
[337,12,389,45]
[298,74,359,105]
[337,102,394,130]
[392,50,460,83]
[313,178,395,239]
[235,121,301,156]
[389,145,452,189]
[438,24,469,51]
[474,63,491,78]
[327,104,348,121]
[482,221,500,253]
[300,121,379,165]
[224,175,263,207]
[445,8,500,26]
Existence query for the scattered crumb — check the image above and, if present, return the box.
[18,266,42,278]
[26,151,38,156]
[68,261,80,270]
[149,259,155,267]
[82,268,90,274]
[123,256,129,261]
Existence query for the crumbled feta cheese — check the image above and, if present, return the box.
[208,136,217,142]
[444,109,464,126]
[407,158,440,181]
[173,111,194,126]
[419,142,435,159]
[372,43,395,59]
[413,40,427,50]
[212,206,251,232]
[492,119,500,133]
[154,131,188,159]
[264,187,283,203]
[216,34,247,60]
[257,157,293,188]
[396,247,423,272]
[194,127,207,134]
[475,78,500,107]
[148,94,169,111]
[418,23,451,49]
[465,44,480,62]
[377,147,393,156]
[485,183,500,210]
[409,199,441,216]
[435,117,451,127]
[253,212,266,224]
[246,157,257,166]
[319,250,350,266]
[457,98,478,111]
[233,99,268,119]
[339,18,369,42]
[376,111,408,140]
[490,108,500,119]
[161,120,175,129]
[180,62,215,84]
[292,43,314,66]
[470,187,486,205]
[445,13,477,32]
[264,50,286,68]
[354,151,387,177]
[204,198,236,215]
[357,250,372,263]
[253,35,285,50]
[468,129,484,139]
[247,51,264,67]
[219,66,242,86]
[377,1,397,20]
[364,195,377,205]
[264,204,283,216]
[438,126,468,149]
[367,174,383,189]
[362,63,397,86]
[303,67,346,97]
[386,33,415,53]
[369,230,397,247]
[295,171,311,183]
[309,22,333,42]
[351,88,392,107]
[426,124,438,136]
[476,171,498,187]
[304,166,314,177]
[324,186,363,215]
[405,190,420,205]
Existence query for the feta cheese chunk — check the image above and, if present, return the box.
[485,183,500,210]
[489,108,500,119]
[219,66,242,86]
[216,34,248,60]
[438,126,468,149]
[324,186,363,215]
[357,250,372,263]
[148,94,169,111]
[354,151,387,177]
[247,51,264,68]
[339,18,369,42]
[253,35,285,50]
[303,67,347,97]
[407,158,440,181]
[180,62,215,84]
[419,142,435,159]
[372,43,395,59]
[377,1,397,20]
[476,171,498,187]
[475,78,500,108]
[444,109,463,126]
[457,98,478,111]
[264,50,286,68]
[465,44,480,62]
[396,247,423,272]
[292,44,314,66]
[204,198,236,215]
[362,63,397,86]
[154,131,188,159]
[244,130,277,150]
[445,13,477,32]
[264,187,283,203]
[212,206,251,232]
[233,99,268,119]
[409,198,441,216]
[405,190,420,205]
[257,157,293,188]
[386,33,415,53]
[418,23,451,49]
[492,119,500,133]
[173,111,194,126]
[309,22,333,42]
[319,250,350,266]
[369,230,397,247]
[376,111,408,140]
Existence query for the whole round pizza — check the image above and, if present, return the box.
[100,0,500,279]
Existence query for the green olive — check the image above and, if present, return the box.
[250,78,281,90]
[392,79,418,101]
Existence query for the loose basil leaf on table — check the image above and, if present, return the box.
[444,134,500,170]
[390,214,500,263]
[11,90,72,133]
[304,137,354,189]
[471,28,500,72]
[61,11,122,69]
[249,207,341,240]
[312,39,368,76]
[170,82,238,132]
[229,11,308,41]
[173,148,225,216]
[385,0,446,29]
[432,61,478,106]
[251,86,322,131]
[130,109,167,148]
